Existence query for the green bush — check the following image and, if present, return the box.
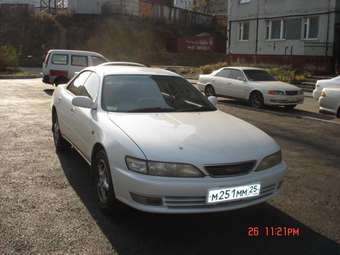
[0,45,19,71]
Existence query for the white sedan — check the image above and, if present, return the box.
[198,67,304,109]
[313,76,340,100]
[319,88,340,118]
[51,65,287,214]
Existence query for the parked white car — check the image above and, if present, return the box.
[42,49,108,86]
[198,67,304,109]
[313,76,340,100]
[51,65,287,214]
[319,88,340,118]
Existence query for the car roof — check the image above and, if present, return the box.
[221,66,265,71]
[48,49,103,56]
[99,62,146,67]
[84,66,182,77]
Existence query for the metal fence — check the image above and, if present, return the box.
[103,0,214,27]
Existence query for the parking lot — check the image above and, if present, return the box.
[0,78,339,254]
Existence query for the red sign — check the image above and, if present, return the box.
[177,35,215,52]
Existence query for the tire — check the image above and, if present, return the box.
[284,105,297,110]
[249,91,264,108]
[337,108,340,118]
[93,149,123,214]
[52,114,69,152]
[205,85,216,97]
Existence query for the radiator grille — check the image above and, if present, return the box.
[205,161,256,177]
[286,90,298,96]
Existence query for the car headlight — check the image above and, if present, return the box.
[125,156,204,177]
[125,157,148,174]
[256,151,282,171]
[268,90,285,95]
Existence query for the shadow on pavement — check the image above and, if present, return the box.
[218,98,335,121]
[43,89,54,96]
[58,150,340,255]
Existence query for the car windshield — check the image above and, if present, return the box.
[244,70,276,81]
[102,75,216,113]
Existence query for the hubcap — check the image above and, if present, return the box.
[96,159,110,204]
[206,87,214,96]
[252,94,262,107]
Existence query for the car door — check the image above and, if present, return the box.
[213,69,233,96]
[228,69,248,99]
[72,72,101,159]
[61,71,92,147]
[69,55,89,79]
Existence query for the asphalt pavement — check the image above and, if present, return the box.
[0,79,339,254]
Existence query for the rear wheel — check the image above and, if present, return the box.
[52,114,69,152]
[54,76,68,86]
[93,149,123,214]
[205,85,216,97]
[249,91,264,108]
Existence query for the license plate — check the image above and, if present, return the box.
[207,184,261,204]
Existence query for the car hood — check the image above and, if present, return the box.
[318,78,340,87]
[107,110,279,165]
[249,81,300,91]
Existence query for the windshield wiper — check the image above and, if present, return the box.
[128,107,176,113]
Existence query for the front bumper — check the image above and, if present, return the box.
[264,94,304,106]
[112,162,287,214]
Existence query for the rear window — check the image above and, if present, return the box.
[51,54,68,65]
[71,55,88,67]
[91,56,107,66]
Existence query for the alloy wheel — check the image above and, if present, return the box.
[96,159,110,204]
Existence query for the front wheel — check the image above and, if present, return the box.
[205,85,216,97]
[249,92,264,108]
[93,149,123,213]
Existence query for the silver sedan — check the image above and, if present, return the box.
[198,67,304,109]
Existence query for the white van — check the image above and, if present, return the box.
[42,49,108,85]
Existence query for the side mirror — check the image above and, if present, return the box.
[72,96,96,109]
[208,96,218,107]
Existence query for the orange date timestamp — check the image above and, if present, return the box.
[248,226,300,237]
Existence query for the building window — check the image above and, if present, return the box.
[303,16,319,39]
[265,19,285,40]
[240,0,251,3]
[285,18,302,40]
[239,21,249,41]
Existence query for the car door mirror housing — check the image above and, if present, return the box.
[208,96,218,107]
[72,96,96,109]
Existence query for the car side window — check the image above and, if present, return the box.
[83,73,100,101]
[67,71,91,96]
[91,56,106,66]
[229,70,245,81]
[216,69,231,79]
[51,54,68,65]
[71,55,88,67]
